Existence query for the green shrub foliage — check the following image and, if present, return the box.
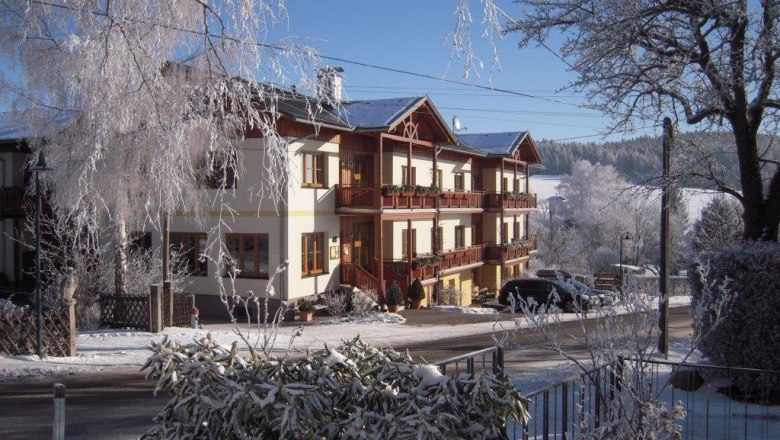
[385,281,403,306]
[690,242,780,396]
[408,278,426,301]
[141,336,528,439]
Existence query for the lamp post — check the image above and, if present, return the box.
[619,232,633,295]
[547,195,567,240]
[30,151,52,358]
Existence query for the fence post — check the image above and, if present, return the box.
[163,280,172,327]
[150,284,162,333]
[53,383,65,440]
[493,346,504,374]
[67,300,77,357]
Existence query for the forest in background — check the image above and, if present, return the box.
[536,132,778,188]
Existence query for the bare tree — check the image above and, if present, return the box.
[491,0,780,241]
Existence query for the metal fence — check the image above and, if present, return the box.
[515,357,780,440]
[436,346,504,377]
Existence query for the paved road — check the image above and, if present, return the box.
[0,306,691,439]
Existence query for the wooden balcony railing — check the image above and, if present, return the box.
[484,192,538,210]
[340,263,383,296]
[382,192,437,209]
[485,237,539,262]
[438,245,485,271]
[335,185,378,209]
[438,191,485,209]
[0,186,26,217]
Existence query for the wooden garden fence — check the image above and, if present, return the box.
[0,301,76,357]
[100,283,194,332]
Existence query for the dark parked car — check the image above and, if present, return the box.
[499,278,594,312]
[535,269,616,306]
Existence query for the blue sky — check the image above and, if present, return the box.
[276,1,656,143]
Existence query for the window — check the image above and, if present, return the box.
[401,228,417,259]
[455,225,465,248]
[432,226,443,252]
[226,233,269,278]
[513,178,520,193]
[454,173,465,191]
[128,231,152,254]
[170,232,207,276]
[513,221,520,241]
[502,224,509,244]
[436,168,443,187]
[301,232,327,276]
[401,166,417,186]
[202,150,237,189]
[503,177,509,192]
[302,153,326,188]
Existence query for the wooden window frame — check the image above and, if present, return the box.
[454,225,466,249]
[513,221,520,242]
[302,152,326,188]
[453,173,465,191]
[301,232,327,277]
[502,224,509,244]
[436,168,443,187]
[203,150,237,189]
[170,232,207,276]
[401,228,418,259]
[401,166,417,186]
[225,233,269,279]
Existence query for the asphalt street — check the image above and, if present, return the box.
[0,306,692,439]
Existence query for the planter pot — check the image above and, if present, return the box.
[387,304,400,313]
[298,310,313,322]
[401,192,414,197]
[409,300,422,310]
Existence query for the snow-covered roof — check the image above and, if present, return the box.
[456,132,528,156]
[330,97,424,130]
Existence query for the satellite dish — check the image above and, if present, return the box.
[452,115,461,131]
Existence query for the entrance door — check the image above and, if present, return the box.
[353,221,374,272]
[352,154,374,187]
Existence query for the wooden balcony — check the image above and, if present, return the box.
[438,190,485,209]
[0,186,26,218]
[438,245,485,271]
[485,237,539,263]
[336,185,487,211]
[484,192,538,210]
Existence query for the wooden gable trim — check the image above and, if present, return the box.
[386,98,456,145]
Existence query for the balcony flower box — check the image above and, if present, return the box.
[443,191,456,199]
[382,185,401,197]
[401,185,416,197]
[454,192,466,199]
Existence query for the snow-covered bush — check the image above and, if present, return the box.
[436,286,462,306]
[141,336,528,439]
[588,246,619,274]
[690,242,780,395]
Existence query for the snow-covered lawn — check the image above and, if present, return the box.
[533,174,721,224]
[0,297,691,381]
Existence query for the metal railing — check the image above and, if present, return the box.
[515,357,780,440]
[436,346,504,377]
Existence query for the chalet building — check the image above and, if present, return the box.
[0,72,542,319]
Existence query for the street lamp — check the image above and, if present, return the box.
[547,195,567,240]
[618,232,633,294]
[29,151,52,359]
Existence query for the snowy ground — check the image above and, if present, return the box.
[533,174,721,224]
[0,297,692,381]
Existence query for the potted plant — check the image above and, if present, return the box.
[401,184,416,196]
[414,185,429,196]
[297,299,314,322]
[408,278,426,309]
[382,184,401,196]
[428,185,442,196]
[385,281,403,313]
[443,190,456,199]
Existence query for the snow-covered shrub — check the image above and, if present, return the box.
[321,288,350,317]
[436,286,462,306]
[141,336,528,439]
[588,246,619,274]
[690,242,780,396]
[351,287,378,316]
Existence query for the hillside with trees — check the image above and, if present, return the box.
[537,133,779,190]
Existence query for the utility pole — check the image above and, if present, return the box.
[659,117,673,358]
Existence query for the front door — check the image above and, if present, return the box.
[353,221,374,272]
[352,154,374,187]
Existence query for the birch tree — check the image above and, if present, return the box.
[493,0,780,241]
[0,1,323,291]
